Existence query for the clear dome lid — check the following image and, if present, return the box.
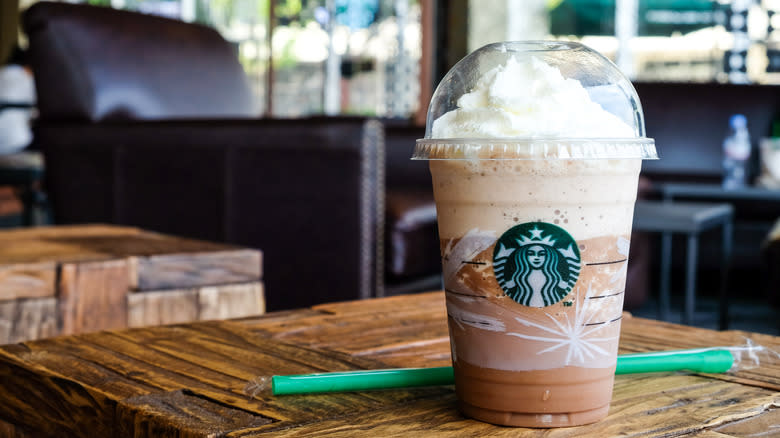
[414,41,657,160]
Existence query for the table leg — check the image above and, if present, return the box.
[685,233,699,326]
[19,185,35,226]
[660,232,672,321]
[719,219,733,330]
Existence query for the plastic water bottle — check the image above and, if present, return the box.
[722,114,751,189]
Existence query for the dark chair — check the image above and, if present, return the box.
[383,121,442,294]
[23,2,384,311]
[761,221,780,326]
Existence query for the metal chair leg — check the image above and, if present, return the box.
[20,186,35,226]
[659,232,672,321]
[719,219,733,330]
[685,233,699,325]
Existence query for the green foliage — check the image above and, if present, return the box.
[210,0,271,24]
[275,0,301,19]
[274,28,299,69]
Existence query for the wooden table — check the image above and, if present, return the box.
[0,292,777,437]
[0,224,264,344]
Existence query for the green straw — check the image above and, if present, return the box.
[614,349,733,375]
[271,349,733,395]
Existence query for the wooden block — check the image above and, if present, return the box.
[128,282,266,328]
[0,225,249,267]
[0,236,102,265]
[0,262,56,300]
[0,225,266,341]
[42,232,231,262]
[59,259,129,335]
[0,297,58,344]
[130,250,262,291]
[102,231,236,256]
[0,225,143,266]
[127,289,199,328]
[198,283,265,321]
[0,224,141,242]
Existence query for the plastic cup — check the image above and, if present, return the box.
[413,41,657,427]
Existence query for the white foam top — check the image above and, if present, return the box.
[431,57,634,139]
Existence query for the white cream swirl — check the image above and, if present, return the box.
[431,56,634,139]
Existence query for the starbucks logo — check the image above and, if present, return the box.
[493,222,581,307]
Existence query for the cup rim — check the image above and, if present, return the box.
[412,138,658,160]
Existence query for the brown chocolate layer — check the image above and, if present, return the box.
[459,399,610,428]
[454,360,615,427]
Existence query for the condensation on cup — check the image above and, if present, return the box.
[413,41,658,427]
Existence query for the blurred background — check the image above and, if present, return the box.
[6,0,780,119]
[2,0,779,334]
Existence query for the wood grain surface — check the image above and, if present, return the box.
[130,250,262,291]
[0,262,57,300]
[127,283,266,328]
[0,292,777,437]
[127,289,201,328]
[0,297,57,344]
[59,259,130,335]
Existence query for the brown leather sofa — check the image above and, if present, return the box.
[23,2,383,311]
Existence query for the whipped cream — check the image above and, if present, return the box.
[431,56,634,139]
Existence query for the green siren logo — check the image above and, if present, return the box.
[493,222,581,307]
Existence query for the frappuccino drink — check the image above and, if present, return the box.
[413,42,657,427]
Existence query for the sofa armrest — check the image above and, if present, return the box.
[37,117,384,310]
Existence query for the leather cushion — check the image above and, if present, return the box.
[383,122,429,188]
[23,2,256,121]
[386,189,440,279]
